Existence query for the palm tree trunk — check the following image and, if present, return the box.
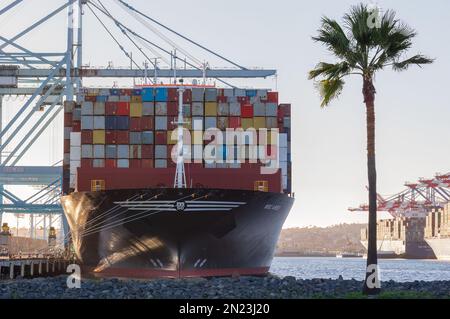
[362,77,381,295]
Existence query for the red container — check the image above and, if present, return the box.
[105,102,118,115]
[237,96,250,103]
[105,131,117,144]
[183,90,192,103]
[229,117,241,128]
[85,95,96,102]
[81,159,93,168]
[278,103,291,116]
[217,95,227,103]
[64,113,72,126]
[167,117,177,130]
[155,131,167,144]
[142,145,154,159]
[267,92,278,103]
[168,160,176,168]
[168,88,178,102]
[76,166,281,193]
[105,159,117,168]
[167,102,178,116]
[64,139,70,153]
[141,116,154,130]
[120,89,132,96]
[81,130,93,144]
[116,102,130,116]
[130,118,141,131]
[142,159,154,168]
[188,163,204,169]
[72,121,81,132]
[116,131,129,144]
[241,104,254,118]
[130,159,141,168]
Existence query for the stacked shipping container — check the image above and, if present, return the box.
[425,205,450,238]
[63,87,292,194]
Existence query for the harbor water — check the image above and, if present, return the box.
[270,257,450,282]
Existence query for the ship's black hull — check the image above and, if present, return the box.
[61,188,294,278]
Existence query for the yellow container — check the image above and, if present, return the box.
[167,130,177,144]
[168,129,192,144]
[192,131,204,145]
[130,102,142,117]
[93,130,105,144]
[205,102,217,116]
[131,95,142,102]
[241,118,254,130]
[253,117,266,129]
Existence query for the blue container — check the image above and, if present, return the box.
[130,132,142,145]
[96,95,108,102]
[110,88,120,96]
[245,89,257,97]
[116,116,129,130]
[154,88,168,102]
[105,145,117,159]
[133,89,142,96]
[105,116,117,130]
[141,88,154,102]
[142,131,154,144]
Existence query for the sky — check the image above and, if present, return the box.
[1,0,449,228]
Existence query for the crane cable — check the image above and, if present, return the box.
[86,3,141,71]
[95,0,159,76]
[87,1,235,87]
[115,0,203,67]
[116,0,247,70]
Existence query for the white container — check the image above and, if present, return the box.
[69,174,77,188]
[192,117,204,131]
[279,133,288,148]
[279,147,288,162]
[70,132,81,146]
[280,161,288,175]
[70,146,81,161]
[282,174,288,189]
[93,116,105,130]
[69,162,80,175]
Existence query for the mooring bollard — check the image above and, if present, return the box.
[9,263,14,280]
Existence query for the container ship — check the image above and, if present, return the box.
[61,86,294,278]
[424,204,450,260]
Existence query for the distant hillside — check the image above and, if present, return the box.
[276,223,366,256]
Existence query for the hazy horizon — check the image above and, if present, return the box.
[1,0,449,228]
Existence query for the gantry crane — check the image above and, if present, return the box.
[349,172,450,218]
[0,0,278,246]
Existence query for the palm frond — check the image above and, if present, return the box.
[317,78,345,107]
[308,62,351,80]
[312,17,353,60]
[392,54,434,71]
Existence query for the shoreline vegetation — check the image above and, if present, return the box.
[0,275,448,299]
[277,224,366,256]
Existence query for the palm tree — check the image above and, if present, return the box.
[308,4,433,295]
